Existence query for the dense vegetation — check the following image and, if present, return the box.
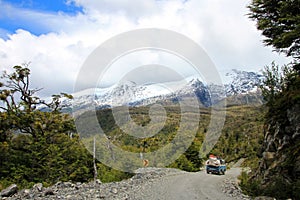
[210,105,265,168]
[0,66,132,191]
[239,62,300,200]
[78,104,264,172]
[248,0,300,59]
[239,0,300,199]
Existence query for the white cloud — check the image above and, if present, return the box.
[0,0,291,97]
[0,30,84,96]
[68,0,165,19]
[176,0,290,70]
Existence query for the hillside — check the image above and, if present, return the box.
[76,104,264,172]
[239,65,300,199]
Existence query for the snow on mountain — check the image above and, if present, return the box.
[224,69,264,95]
[94,80,184,107]
[64,69,264,114]
[174,78,212,107]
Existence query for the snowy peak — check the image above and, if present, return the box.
[176,78,211,107]
[188,78,205,88]
[224,69,264,95]
[66,69,264,114]
[105,81,144,105]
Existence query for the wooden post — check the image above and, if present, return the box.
[93,136,98,183]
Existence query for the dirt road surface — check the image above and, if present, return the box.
[131,168,244,200]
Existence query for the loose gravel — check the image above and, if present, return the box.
[1,167,251,200]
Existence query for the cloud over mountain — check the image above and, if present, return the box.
[0,0,290,97]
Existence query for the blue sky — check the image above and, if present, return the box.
[0,0,291,97]
[0,0,83,37]
[2,0,82,14]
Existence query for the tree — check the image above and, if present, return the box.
[0,65,94,189]
[260,62,283,106]
[248,0,300,60]
[246,1,300,199]
[0,65,74,140]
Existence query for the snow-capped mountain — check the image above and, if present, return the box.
[224,69,264,95]
[65,69,264,115]
[175,78,212,107]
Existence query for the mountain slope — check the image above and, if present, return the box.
[77,105,264,172]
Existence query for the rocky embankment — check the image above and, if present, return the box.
[0,168,183,200]
[252,104,300,198]
[221,177,250,200]
[1,167,251,200]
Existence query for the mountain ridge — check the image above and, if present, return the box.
[62,69,264,114]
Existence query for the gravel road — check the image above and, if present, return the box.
[131,167,248,200]
[2,167,249,199]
